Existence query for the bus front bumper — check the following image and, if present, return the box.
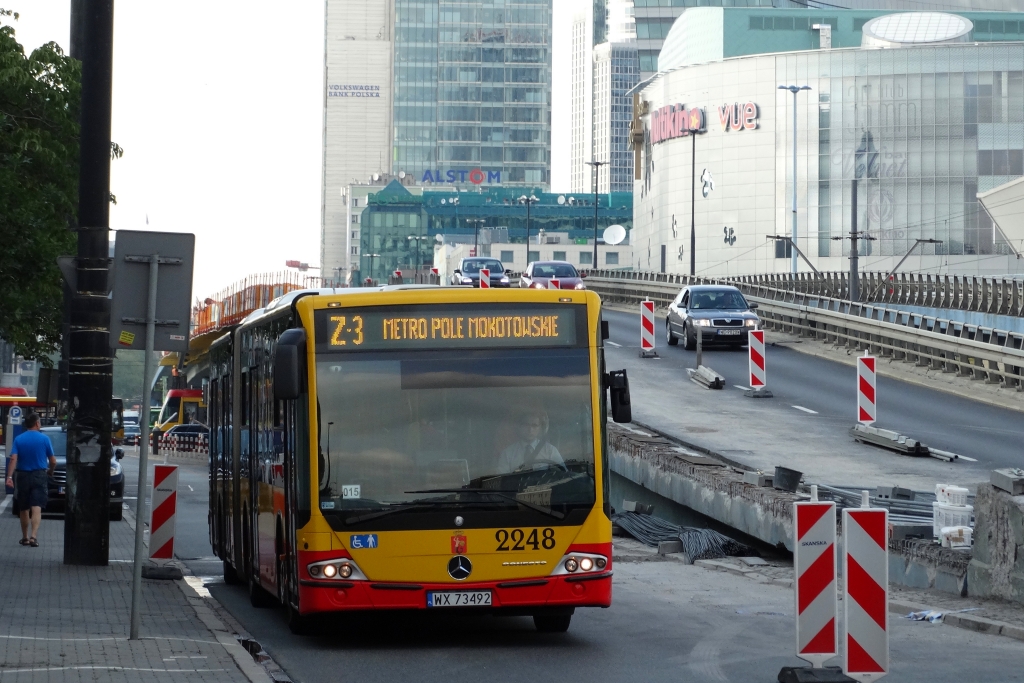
[297,572,612,614]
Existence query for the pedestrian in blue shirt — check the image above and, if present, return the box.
[6,414,56,547]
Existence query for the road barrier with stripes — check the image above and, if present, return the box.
[749,330,767,389]
[857,355,877,425]
[158,433,210,462]
[640,300,656,357]
[150,465,178,561]
[479,268,490,288]
[582,271,1024,391]
[793,493,838,668]
[549,278,560,290]
[843,499,889,681]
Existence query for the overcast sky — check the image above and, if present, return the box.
[10,1,574,298]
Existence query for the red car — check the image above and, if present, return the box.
[520,261,586,290]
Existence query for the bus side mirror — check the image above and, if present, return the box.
[274,328,308,401]
[606,369,632,424]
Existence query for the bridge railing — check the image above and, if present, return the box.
[586,270,1024,317]
[584,271,1024,392]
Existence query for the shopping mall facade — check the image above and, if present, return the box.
[632,8,1024,278]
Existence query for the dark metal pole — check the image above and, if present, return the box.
[593,171,599,269]
[850,179,859,302]
[65,0,114,566]
[690,132,696,276]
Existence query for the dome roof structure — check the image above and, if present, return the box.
[861,12,973,49]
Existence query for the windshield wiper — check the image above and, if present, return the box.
[405,488,565,520]
[344,503,443,525]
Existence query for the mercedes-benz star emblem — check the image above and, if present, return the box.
[448,555,472,580]
[454,515,464,527]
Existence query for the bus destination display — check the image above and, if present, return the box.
[314,305,580,351]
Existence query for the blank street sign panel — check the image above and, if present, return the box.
[109,230,195,353]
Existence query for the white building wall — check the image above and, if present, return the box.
[321,0,395,286]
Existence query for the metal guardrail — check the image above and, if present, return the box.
[586,269,1024,317]
[585,271,1024,392]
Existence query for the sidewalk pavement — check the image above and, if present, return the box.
[0,496,267,682]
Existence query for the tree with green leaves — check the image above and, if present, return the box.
[0,11,79,363]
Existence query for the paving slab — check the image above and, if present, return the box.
[0,496,256,682]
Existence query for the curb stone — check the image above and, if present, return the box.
[125,505,286,682]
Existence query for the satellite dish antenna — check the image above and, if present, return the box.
[399,171,406,179]
[557,195,566,205]
[603,224,626,246]
[372,173,381,182]
[440,198,446,205]
[435,233,444,243]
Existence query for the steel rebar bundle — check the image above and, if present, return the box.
[612,512,757,564]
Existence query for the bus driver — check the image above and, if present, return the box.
[496,410,564,473]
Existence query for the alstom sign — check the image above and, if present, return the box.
[422,169,501,184]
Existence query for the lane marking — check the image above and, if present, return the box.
[187,485,194,492]
[733,385,750,392]
[956,454,978,462]
[792,405,818,414]
[606,341,622,347]
[0,496,9,515]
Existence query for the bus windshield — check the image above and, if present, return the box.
[315,348,595,527]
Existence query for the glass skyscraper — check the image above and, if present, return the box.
[393,1,552,186]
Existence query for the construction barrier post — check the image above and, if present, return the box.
[548,277,560,290]
[479,268,490,289]
[640,299,657,358]
[843,493,889,681]
[857,354,876,425]
[149,465,178,561]
[745,329,773,398]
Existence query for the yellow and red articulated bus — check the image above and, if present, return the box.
[207,286,632,634]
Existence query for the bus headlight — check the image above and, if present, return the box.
[551,552,608,576]
[307,558,367,581]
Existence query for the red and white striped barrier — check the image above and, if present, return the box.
[640,300,655,356]
[857,354,877,425]
[749,330,766,388]
[431,267,438,275]
[843,498,889,681]
[479,268,490,288]
[794,493,837,667]
[548,278,560,290]
[150,465,178,560]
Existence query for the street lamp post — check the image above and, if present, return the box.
[585,161,608,270]
[518,194,539,265]
[466,219,485,257]
[778,84,811,275]
[365,253,380,285]
[407,235,430,279]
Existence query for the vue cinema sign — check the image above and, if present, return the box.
[651,101,759,145]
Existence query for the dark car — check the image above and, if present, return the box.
[11,426,125,521]
[520,261,586,290]
[123,424,141,446]
[666,285,760,350]
[161,423,210,452]
[450,258,511,288]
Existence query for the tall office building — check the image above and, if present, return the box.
[571,0,638,194]
[593,42,639,193]
[321,1,394,284]
[321,0,554,284]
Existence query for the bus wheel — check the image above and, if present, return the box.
[223,560,242,586]
[533,614,571,633]
[249,575,275,609]
[287,602,314,635]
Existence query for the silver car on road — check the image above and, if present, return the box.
[665,285,760,350]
